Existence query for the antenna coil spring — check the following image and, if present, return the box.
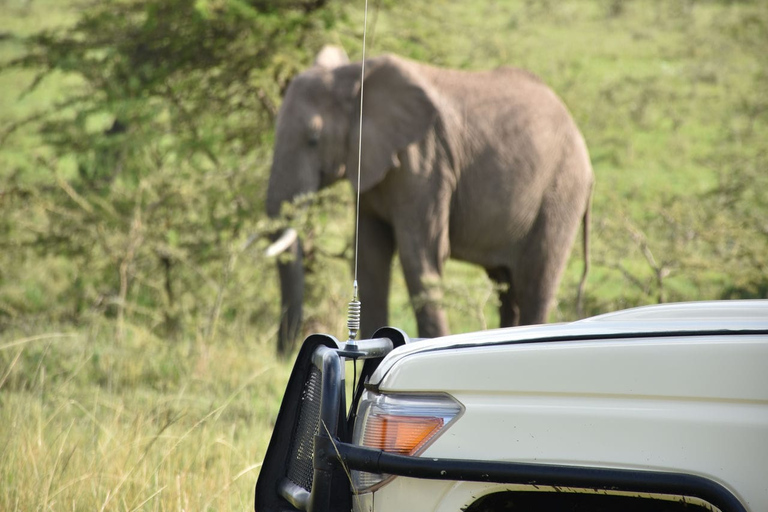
[347,298,361,341]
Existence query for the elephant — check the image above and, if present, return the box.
[266,45,593,355]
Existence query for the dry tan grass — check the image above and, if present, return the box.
[0,322,291,511]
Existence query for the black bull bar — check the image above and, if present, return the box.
[254,330,746,512]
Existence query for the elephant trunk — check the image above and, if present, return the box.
[266,168,308,355]
[274,232,304,356]
[266,150,320,354]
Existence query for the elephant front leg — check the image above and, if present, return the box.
[410,277,450,338]
[356,214,395,339]
[397,236,450,339]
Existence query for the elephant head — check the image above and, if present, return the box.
[265,46,438,354]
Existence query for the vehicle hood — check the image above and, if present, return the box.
[368,300,768,388]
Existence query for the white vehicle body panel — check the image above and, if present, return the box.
[356,301,768,512]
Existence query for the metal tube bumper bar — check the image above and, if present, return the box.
[315,438,747,512]
[338,337,394,359]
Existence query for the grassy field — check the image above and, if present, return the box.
[347,0,767,322]
[1,0,766,509]
[1,321,290,510]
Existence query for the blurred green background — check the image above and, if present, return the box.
[1,0,766,509]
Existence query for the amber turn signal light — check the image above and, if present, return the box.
[362,414,444,455]
[351,392,464,492]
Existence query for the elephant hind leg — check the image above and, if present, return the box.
[514,202,585,326]
[486,267,519,327]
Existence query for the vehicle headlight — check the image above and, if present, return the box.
[351,391,463,492]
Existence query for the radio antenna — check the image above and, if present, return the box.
[345,0,370,350]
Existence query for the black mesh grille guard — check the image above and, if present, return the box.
[285,366,323,492]
[254,334,347,512]
[255,328,409,512]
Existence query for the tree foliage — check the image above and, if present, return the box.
[1,0,351,336]
[1,0,766,340]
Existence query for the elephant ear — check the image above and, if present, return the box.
[314,45,349,69]
[336,55,438,193]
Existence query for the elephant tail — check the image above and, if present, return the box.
[576,187,592,319]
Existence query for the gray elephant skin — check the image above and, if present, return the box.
[266,46,593,355]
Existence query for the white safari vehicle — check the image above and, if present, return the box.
[255,300,768,512]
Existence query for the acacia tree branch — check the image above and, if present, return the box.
[0,95,90,146]
[163,84,220,167]
[623,219,672,303]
